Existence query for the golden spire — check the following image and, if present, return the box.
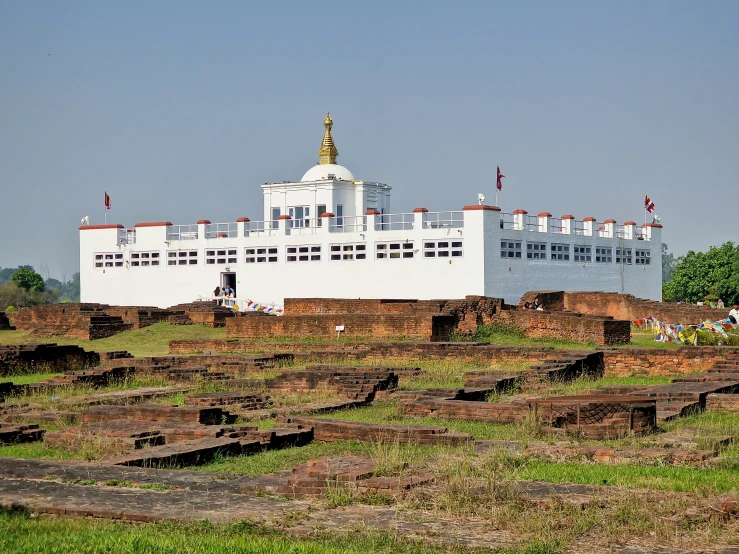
[317,112,339,165]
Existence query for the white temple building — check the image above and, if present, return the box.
[79,113,663,309]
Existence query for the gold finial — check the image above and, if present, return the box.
[318,112,338,165]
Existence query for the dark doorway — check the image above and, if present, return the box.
[221,272,236,296]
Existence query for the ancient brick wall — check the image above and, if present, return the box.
[11,304,131,340]
[602,347,739,377]
[521,291,726,324]
[226,314,458,342]
[283,296,505,334]
[496,310,631,346]
[0,344,102,376]
[104,307,171,329]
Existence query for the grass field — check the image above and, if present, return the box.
[1,512,556,554]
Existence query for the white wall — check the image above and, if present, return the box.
[80,211,663,309]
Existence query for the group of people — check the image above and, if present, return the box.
[522,298,545,311]
[213,285,235,306]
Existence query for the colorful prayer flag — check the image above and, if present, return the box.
[497,166,505,191]
[644,195,655,213]
[105,192,111,210]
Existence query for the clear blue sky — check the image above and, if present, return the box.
[1,0,737,279]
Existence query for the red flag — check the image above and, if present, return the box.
[105,192,111,210]
[497,166,505,191]
[644,195,655,213]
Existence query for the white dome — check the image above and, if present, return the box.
[301,164,354,182]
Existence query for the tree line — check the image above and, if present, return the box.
[0,266,80,310]
[662,242,739,305]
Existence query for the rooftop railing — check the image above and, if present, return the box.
[244,220,278,237]
[287,218,320,235]
[329,215,367,233]
[375,212,414,231]
[117,228,136,245]
[167,224,198,241]
[422,211,464,229]
[205,222,238,239]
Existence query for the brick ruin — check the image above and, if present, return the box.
[226,295,629,344]
[520,290,728,324]
[2,341,739,547]
[0,343,130,377]
[7,301,234,340]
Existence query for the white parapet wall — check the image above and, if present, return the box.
[79,207,662,308]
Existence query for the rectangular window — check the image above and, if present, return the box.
[329,243,367,261]
[130,251,160,267]
[246,246,278,263]
[317,204,327,227]
[635,249,651,265]
[526,242,547,260]
[286,245,320,262]
[595,247,613,263]
[94,252,125,268]
[205,249,233,265]
[271,207,280,229]
[551,243,570,261]
[288,206,311,228]
[500,240,522,259]
[573,245,592,263]
[424,240,463,258]
[616,248,632,264]
[376,242,413,259]
[168,250,198,266]
[336,204,344,227]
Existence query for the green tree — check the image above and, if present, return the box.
[661,243,676,283]
[11,267,45,293]
[664,242,739,305]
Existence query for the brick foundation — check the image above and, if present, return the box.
[0,343,128,377]
[226,314,458,341]
[284,296,505,334]
[521,291,727,325]
[12,304,132,339]
[494,309,630,346]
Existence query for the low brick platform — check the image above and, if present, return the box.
[80,404,236,425]
[238,369,398,403]
[0,423,45,445]
[706,394,739,413]
[184,391,273,410]
[167,302,235,327]
[227,313,458,342]
[277,416,473,445]
[530,395,657,439]
[494,308,630,346]
[406,397,530,423]
[0,343,126,377]
[11,304,132,339]
[106,436,248,467]
[596,378,739,421]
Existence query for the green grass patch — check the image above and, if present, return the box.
[0,512,549,554]
[511,460,739,495]
[0,373,63,385]
[0,442,79,461]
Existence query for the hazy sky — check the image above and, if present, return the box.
[1,1,737,279]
